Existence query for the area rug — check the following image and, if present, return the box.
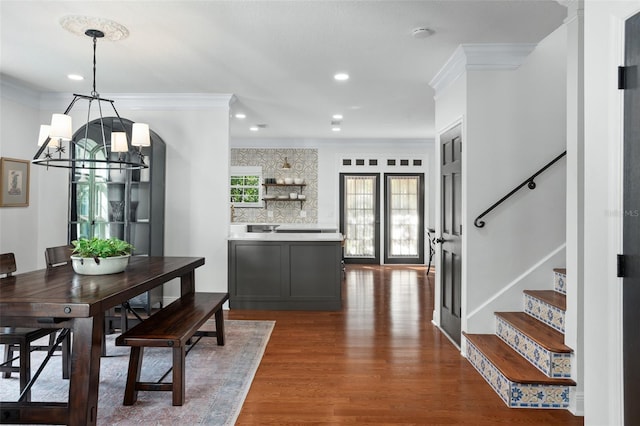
[0,319,274,425]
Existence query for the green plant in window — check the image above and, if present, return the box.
[245,175,259,185]
[230,177,243,185]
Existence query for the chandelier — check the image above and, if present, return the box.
[32,24,149,170]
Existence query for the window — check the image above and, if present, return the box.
[230,166,262,207]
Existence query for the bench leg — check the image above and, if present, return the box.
[62,331,71,379]
[172,346,185,406]
[214,308,225,346]
[123,347,143,405]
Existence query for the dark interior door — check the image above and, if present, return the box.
[623,11,640,426]
[439,124,462,346]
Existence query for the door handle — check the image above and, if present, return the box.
[435,238,446,244]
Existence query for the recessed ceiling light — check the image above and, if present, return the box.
[249,126,259,132]
[334,72,349,81]
[235,113,246,119]
[332,127,341,132]
[67,74,84,81]
[332,114,343,120]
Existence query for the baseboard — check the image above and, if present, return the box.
[569,390,584,416]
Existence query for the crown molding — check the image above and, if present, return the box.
[0,76,42,109]
[429,43,537,97]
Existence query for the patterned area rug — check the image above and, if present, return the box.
[0,320,274,425]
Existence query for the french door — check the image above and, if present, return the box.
[340,174,380,264]
[384,174,425,264]
[340,173,424,264]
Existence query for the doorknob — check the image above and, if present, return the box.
[435,238,446,244]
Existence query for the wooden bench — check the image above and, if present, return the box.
[115,292,229,406]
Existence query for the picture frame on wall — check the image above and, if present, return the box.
[0,157,30,207]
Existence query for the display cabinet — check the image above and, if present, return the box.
[69,117,166,313]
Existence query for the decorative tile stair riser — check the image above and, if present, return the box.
[465,337,572,409]
[496,316,572,378]
[554,269,567,294]
[524,293,565,334]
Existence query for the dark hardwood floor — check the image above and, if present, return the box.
[228,265,584,425]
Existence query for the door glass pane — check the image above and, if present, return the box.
[344,175,377,258]
[388,176,419,258]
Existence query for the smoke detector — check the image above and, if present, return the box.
[412,27,435,39]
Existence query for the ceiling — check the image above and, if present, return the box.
[0,0,567,140]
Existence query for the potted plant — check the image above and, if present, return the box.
[71,237,134,275]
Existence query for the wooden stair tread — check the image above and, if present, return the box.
[495,312,572,353]
[523,290,566,311]
[553,268,566,274]
[464,333,576,386]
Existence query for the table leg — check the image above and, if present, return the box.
[180,269,195,296]
[68,315,104,426]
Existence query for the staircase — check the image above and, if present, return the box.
[463,268,576,409]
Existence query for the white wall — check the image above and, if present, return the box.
[583,1,640,425]
[465,27,568,333]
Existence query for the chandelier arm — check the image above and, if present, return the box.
[97,99,108,159]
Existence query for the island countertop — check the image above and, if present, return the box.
[228,223,342,241]
[228,231,343,242]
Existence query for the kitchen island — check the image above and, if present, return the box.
[228,227,343,310]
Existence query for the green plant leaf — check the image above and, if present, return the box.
[71,237,134,258]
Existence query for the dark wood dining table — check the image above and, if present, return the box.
[0,256,205,425]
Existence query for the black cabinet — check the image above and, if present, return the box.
[69,117,166,313]
[228,240,342,310]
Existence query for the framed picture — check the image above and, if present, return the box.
[0,157,30,207]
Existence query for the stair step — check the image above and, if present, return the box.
[495,312,573,378]
[523,290,566,334]
[553,268,566,275]
[464,333,574,385]
[523,290,566,311]
[495,312,571,353]
[464,333,574,409]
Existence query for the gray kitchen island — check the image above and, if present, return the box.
[228,227,343,310]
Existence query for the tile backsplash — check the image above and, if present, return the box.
[230,148,318,223]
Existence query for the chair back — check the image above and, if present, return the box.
[0,253,17,277]
[45,245,74,269]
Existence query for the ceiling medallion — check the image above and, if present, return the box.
[60,15,129,41]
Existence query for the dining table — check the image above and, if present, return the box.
[0,256,205,425]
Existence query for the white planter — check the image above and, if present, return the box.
[71,255,130,275]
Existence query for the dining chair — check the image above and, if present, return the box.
[44,244,74,268]
[43,245,74,377]
[0,252,68,402]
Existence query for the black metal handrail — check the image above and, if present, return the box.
[474,150,567,228]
